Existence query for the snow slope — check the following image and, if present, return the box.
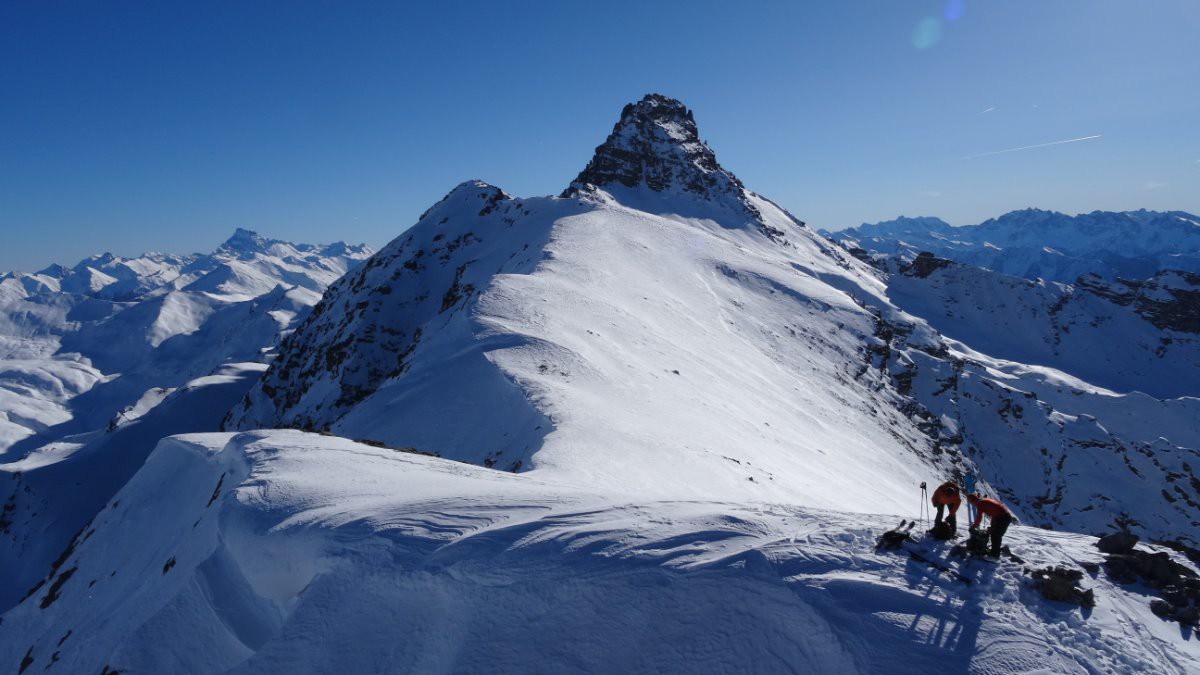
[233,94,1197,548]
[0,233,370,614]
[824,209,1200,283]
[882,256,1200,399]
[230,95,955,514]
[1,431,1195,674]
[0,363,266,611]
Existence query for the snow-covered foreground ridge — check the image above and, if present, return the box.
[2,431,1196,674]
[0,232,370,611]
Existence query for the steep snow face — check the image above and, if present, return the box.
[883,256,1200,399]
[229,182,575,468]
[0,232,371,455]
[826,209,1200,283]
[231,96,960,513]
[1,431,1196,674]
[0,364,266,611]
[231,94,1197,544]
[842,254,1200,545]
[468,197,943,505]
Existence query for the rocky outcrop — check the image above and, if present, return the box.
[561,94,762,225]
[1076,270,1200,333]
[1101,539,1200,626]
[1097,531,1139,554]
[1030,566,1095,608]
[900,252,953,279]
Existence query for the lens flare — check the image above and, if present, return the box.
[944,0,965,21]
[912,17,942,49]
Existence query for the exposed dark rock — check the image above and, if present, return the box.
[902,252,953,279]
[1030,566,1095,608]
[1097,531,1139,554]
[1077,270,1200,333]
[1156,539,1200,566]
[38,566,77,609]
[1103,545,1200,625]
[561,94,764,227]
[206,473,225,508]
[1105,550,1196,587]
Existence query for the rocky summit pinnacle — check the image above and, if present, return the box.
[561,94,750,209]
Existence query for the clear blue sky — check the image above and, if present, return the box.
[2,1,1197,272]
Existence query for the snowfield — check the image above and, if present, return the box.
[1,431,1196,674]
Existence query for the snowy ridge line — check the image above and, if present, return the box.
[0,363,266,612]
[227,94,1195,551]
[1,430,1197,673]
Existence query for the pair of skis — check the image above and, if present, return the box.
[877,519,974,585]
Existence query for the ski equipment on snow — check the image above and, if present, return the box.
[964,472,977,525]
[877,520,973,585]
[919,481,929,530]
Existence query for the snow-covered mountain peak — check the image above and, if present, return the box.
[34,262,68,277]
[561,94,760,225]
[419,179,513,221]
[218,227,271,254]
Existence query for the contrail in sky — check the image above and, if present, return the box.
[964,134,1101,159]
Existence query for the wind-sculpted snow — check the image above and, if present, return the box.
[1,431,1196,674]
[0,364,267,612]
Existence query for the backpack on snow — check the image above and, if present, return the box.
[967,529,990,555]
[929,521,955,540]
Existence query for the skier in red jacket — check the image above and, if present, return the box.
[931,481,962,534]
[967,493,1014,557]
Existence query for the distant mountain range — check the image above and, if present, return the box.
[0,229,371,455]
[822,209,1200,283]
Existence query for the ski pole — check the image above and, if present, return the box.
[919,481,928,530]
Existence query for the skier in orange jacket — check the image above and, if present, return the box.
[967,493,1014,556]
[931,481,962,533]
